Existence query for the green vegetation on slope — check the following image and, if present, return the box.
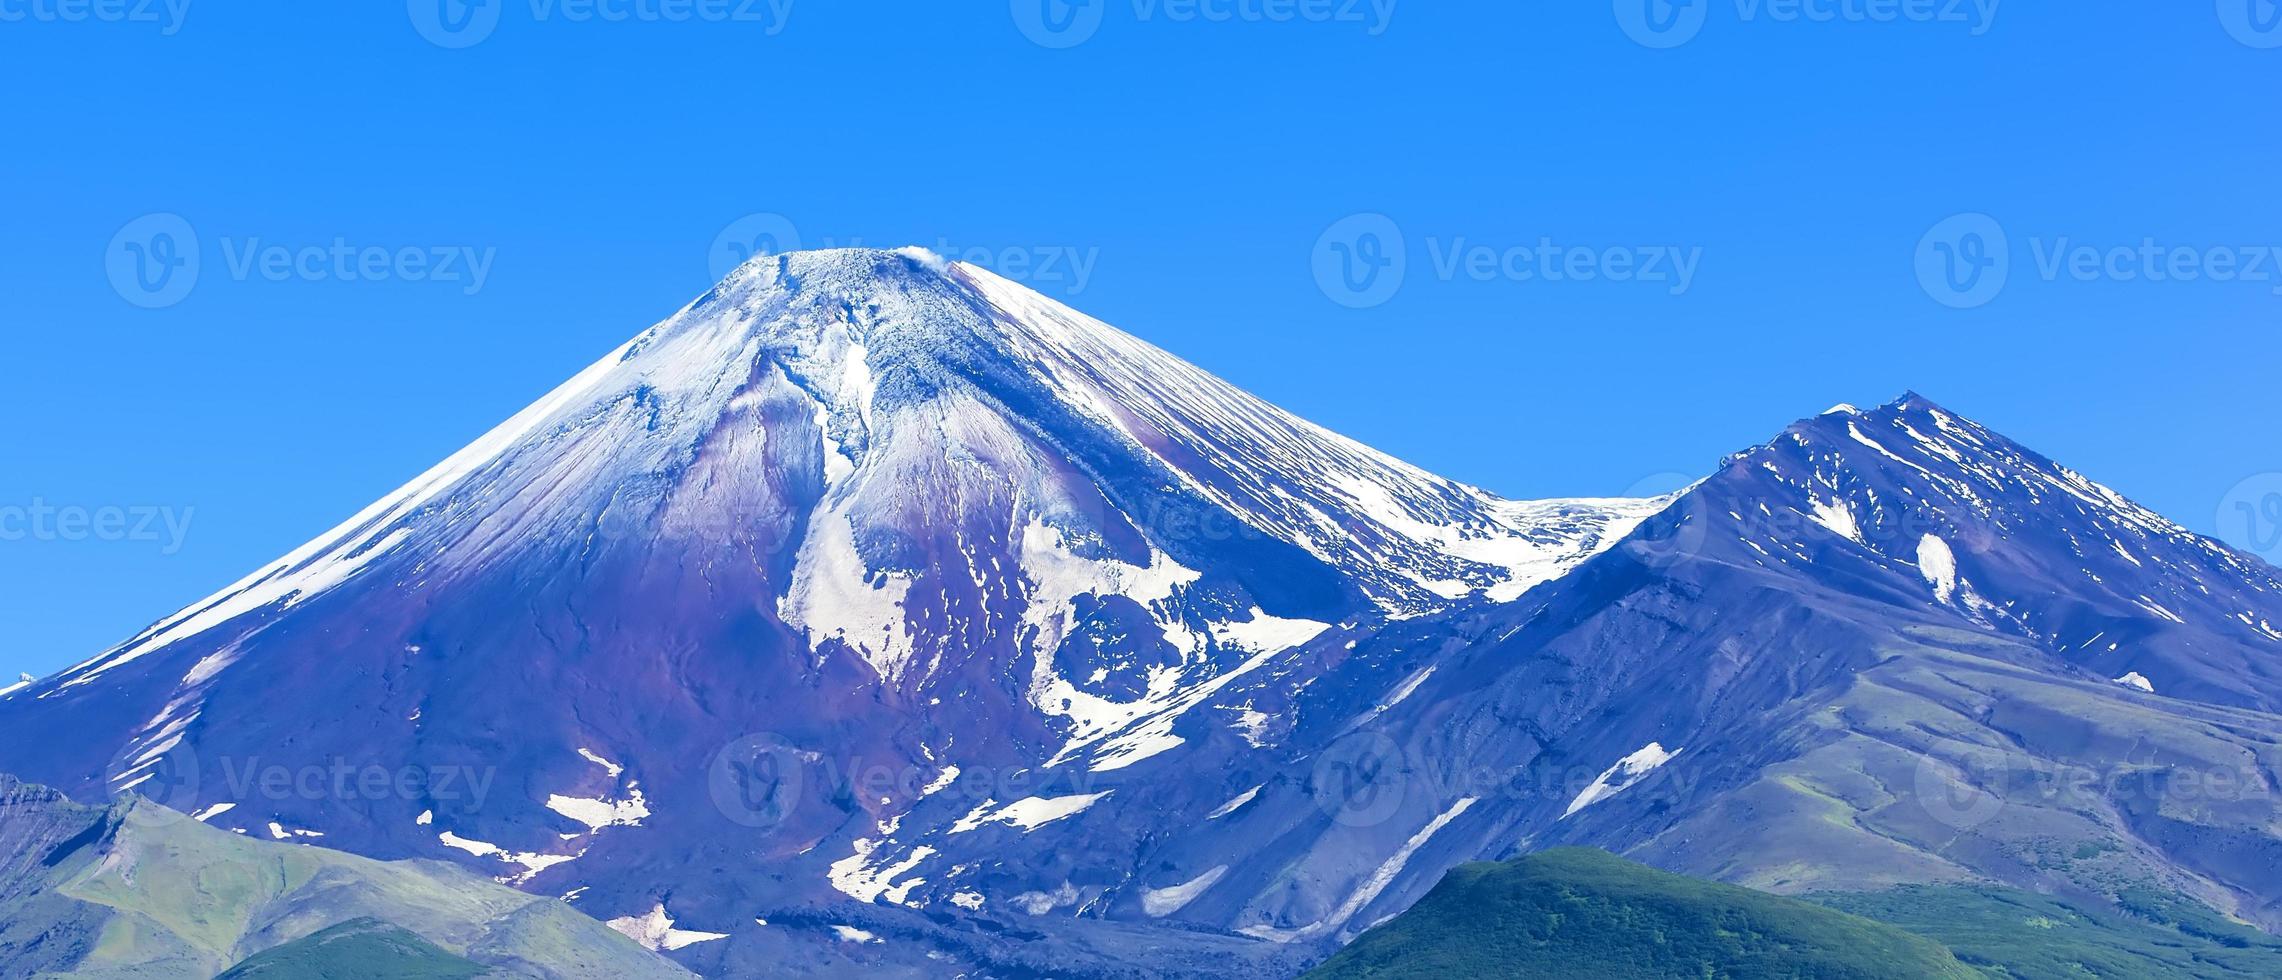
[216,918,488,979]
[1816,885,2282,979]
[1303,848,1979,980]
[0,775,690,979]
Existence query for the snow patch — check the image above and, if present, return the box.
[577,747,625,779]
[947,792,1111,834]
[1563,743,1682,818]
[1917,534,1959,603]
[1808,498,1862,544]
[437,831,581,880]
[1142,866,1228,917]
[607,904,729,952]
[828,839,938,905]
[546,791,650,831]
[1206,786,1261,820]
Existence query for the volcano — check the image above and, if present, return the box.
[5,248,2279,977]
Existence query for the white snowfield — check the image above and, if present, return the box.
[1564,743,1682,818]
[607,904,729,952]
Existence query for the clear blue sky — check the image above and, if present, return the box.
[3,3,2278,681]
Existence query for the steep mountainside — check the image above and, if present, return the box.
[0,774,687,979]
[2,250,2278,976]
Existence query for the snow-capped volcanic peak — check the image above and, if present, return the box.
[52,250,1655,701]
[1696,391,2282,709]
